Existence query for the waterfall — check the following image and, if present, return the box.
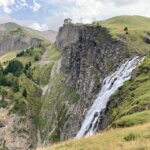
[76,56,143,139]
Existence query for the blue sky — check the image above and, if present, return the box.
[0,0,150,31]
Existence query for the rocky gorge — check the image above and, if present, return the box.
[40,23,133,143]
[1,16,150,150]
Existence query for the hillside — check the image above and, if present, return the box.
[0,22,57,42]
[35,15,150,149]
[99,15,150,54]
[41,30,58,42]
[1,15,150,150]
[38,122,150,150]
[0,22,57,56]
[0,41,60,149]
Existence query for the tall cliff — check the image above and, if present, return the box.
[39,23,132,144]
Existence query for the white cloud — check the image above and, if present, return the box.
[1,0,150,31]
[30,22,49,31]
[44,0,150,30]
[19,0,28,7]
[31,0,41,12]
[0,0,15,13]
[0,0,41,13]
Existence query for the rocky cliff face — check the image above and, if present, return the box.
[0,97,37,150]
[0,28,42,55]
[53,24,131,140]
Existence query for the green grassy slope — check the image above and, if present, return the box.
[1,16,150,149]
[38,123,150,150]
[38,15,150,149]
[106,56,150,128]
[0,42,59,127]
[99,15,150,54]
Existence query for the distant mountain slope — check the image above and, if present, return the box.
[0,22,57,42]
[0,22,57,55]
[41,30,58,42]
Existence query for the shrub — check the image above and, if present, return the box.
[3,73,19,92]
[0,88,7,101]
[124,132,139,141]
[24,62,32,70]
[34,54,40,61]
[5,60,23,76]
[22,89,27,98]
[16,51,25,57]
[0,68,4,85]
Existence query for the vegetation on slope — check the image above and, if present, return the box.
[39,65,80,143]
[0,43,47,126]
[32,44,61,86]
[99,15,150,54]
[1,16,150,149]
[105,56,150,128]
[38,16,150,146]
[38,123,150,150]
[0,38,77,145]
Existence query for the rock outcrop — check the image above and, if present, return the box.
[0,97,37,150]
[54,24,131,140]
[0,27,42,55]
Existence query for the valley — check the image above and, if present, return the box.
[0,15,150,150]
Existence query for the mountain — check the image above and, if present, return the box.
[41,30,58,42]
[0,22,57,56]
[38,15,150,149]
[0,16,150,150]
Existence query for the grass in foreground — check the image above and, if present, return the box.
[37,123,150,150]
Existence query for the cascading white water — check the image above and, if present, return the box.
[76,56,143,139]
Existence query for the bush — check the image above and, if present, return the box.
[16,51,25,57]
[5,60,23,76]
[0,88,7,100]
[34,54,40,61]
[0,68,4,85]
[24,62,32,70]
[3,73,19,92]
[22,89,27,98]
[124,133,139,141]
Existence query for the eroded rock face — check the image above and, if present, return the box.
[55,24,131,140]
[0,30,42,55]
[0,99,37,150]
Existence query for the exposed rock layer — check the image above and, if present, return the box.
[0,98,37,150]
[55,24,131,140]
[0,30,42,55]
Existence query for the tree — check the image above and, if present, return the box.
[0,65,4,85]
[5,60,24,76]
[25,62,32,70]
[3,73,19,92]
[34,54,40,61]
[0,88,7,101]
[16,51,24,57]
[22,89,27,98]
